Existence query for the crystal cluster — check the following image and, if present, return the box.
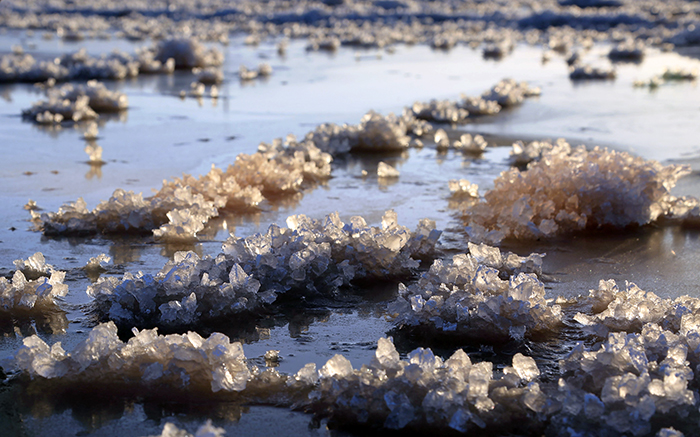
[634,68,699,89]
[464,145,691,244]
[508,138,572,166]
[482,38,514,59]
[558,325,699,436]
[32,79,538,239]
[305,111,418,155]
[87,211,440,329]
[410,79,540,124]
[449,180,479,199]
[154,37,224,69]
[23,80,128,123]
[448,179,480,211]
[0,0,697,56]
[33,139,332,240]
[302,79,535,156]
[8,322,700,436]
[0,37,222,84]
[569,64,617,80]
[1,253,68,315]
[238,63,272,81]
[312,315,700,435]
[377,162,400,178]
[608,40,646,62]
[148,421,226,437]
[389,243,556,343]
[9,321,252,393]
[194,67,224,84]
[309,337,546,433]
[574,280,700,338]
[32,188,218,239]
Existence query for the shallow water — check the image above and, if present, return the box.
[2,28,700,436]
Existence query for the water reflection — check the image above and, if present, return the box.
[109,237,147,265]
[12,381,250,434]
[0,308,69,336]
[496,225,700,300]
[28,111,128,138]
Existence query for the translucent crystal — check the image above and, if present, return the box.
[320,355,353,378]
[377,161,400,178]
[465,145,690,243]
[90,211,438,329]
[511,353,540,381]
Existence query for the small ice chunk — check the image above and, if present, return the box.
[377,162,399,178]
[320,354,353,378]
[511,353,540,381]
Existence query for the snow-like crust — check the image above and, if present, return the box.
[1,38,220,83]
[0,0,697,59]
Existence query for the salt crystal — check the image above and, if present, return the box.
[511,353,540,381]
[373,337,400,370]
[320,354,353,378]
[377,161,399,178]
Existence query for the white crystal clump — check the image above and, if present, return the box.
[377,162,400,178]
[569,64,616,80]
[634,67,699,89]
[88,211,440,329]
[11,322,251,392]
[411,79,538,124]
[154,37,224,69]
[389,244,555,343]
[311,337,545,432]
[23,80,127,123]
[148,421,226,437]
[0,38,219,84]
[32,79,532,238]
[465,145,691,244]
[34,139,332,239]
[448,179,479,198]
[608,40,646,62]
[2,254,69,316]
[509,138,572,166]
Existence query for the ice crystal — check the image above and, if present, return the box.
[23,80,127,123]
[465,145,691,243]
[154,37,224,69]
[34,139,332,239]
[389,244,555,344]
[1,254,68,324]
[88,211,440,329]
[449,179,479,199]
[310,337,545,433]
[0,38,217,84]
[10,322,252,392]
[608,40,646,62]
[377,162,400,178]
[33,79,536,239]
[569,64,616,80]
[634,68,698,89]
[411,79,538,124]
[148,421,226,437]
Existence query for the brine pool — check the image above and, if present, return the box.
[2,31,700,436]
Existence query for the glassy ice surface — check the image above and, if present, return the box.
[1,2,700,435]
